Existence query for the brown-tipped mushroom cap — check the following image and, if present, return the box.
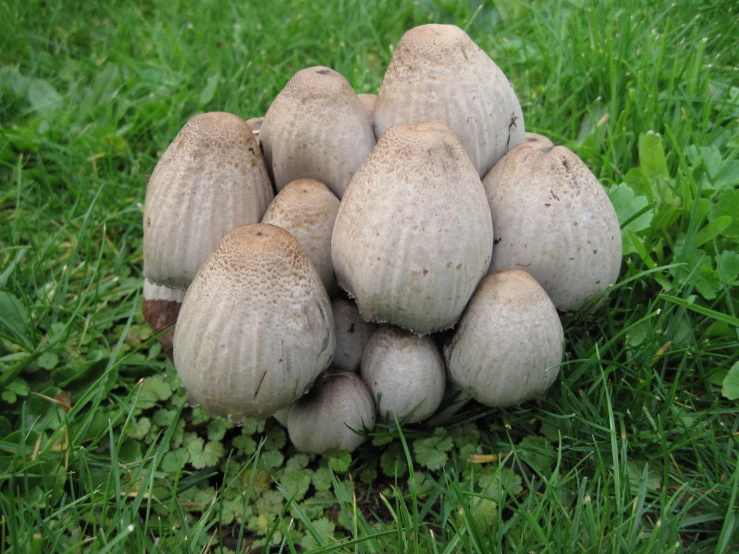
[143,112,273,289]
[173,224,335,420]
[360,325,445,423]
[444,270,564,408]
[260,67,376,199]
[261,179,340,296]
[332,121,493,334]
[482,134,622,311]
[287,371,375,453]
[332,297,376,372]
[374,24,525,176]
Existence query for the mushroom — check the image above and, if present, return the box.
[261,179,340,296]
[260,66,376,199]
[373,24,525,176]
[331,297,377,373]
[287,371,375,453]
[332,121,493,334]
[482,133,622,311]
[360,325,445,423]
[444,270,564,408]
[173,224,335,420]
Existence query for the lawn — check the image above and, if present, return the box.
[1,0,738,552]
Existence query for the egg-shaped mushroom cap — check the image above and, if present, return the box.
[482,134,622,311]
[262,179,340,296]
[374,24,525,176]
[144,112,273,289]
[260,66,376,199]
[332,121,493,334]
[361,325,445,423]
[173,223,335,420]
[287,371,375,454]
[444,270,564,408]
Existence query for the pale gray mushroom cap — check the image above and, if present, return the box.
[332,121,494,334]
[482,134,622,311]
[287,371,375,453]
[173,224,335,420]
[143,112,273,289]
[444,270,564,408]
[261,179,340,296]
[360,325,445,423]
[374,24,525,176]
[260,66,376,199]
[332,297,377,373]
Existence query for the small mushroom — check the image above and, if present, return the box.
[360,326,445,423]
[482,133,622,311]
[374,24,525,176]
[261,179,340,296]
[332,121,493,334]
[444,270,564,408]
[173,224,335,420]
[260,66,376,199]
[332,297,376,373]
[287,371,375,453]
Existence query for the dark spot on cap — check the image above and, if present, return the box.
[316,69,331,75]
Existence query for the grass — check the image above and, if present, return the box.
[1,0,737,551]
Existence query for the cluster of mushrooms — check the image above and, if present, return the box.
[142,24,621,454]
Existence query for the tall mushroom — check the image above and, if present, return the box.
[374,24,525,176]
[173,224,335,420]
[332,121,493,334]
[260,66,376,199]
[482,133,622,311]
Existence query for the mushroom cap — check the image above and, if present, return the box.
[444,270,564,408]
[143,112,273,289]
[360,325,445,423]
[332,121,494,334]
[260,66,376,199]
[374,24,525,176]
[332,297,377,373]
[261,179,340,296]
[482,134,622,311]
[173,223,335,420]
[287,371,375,453]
